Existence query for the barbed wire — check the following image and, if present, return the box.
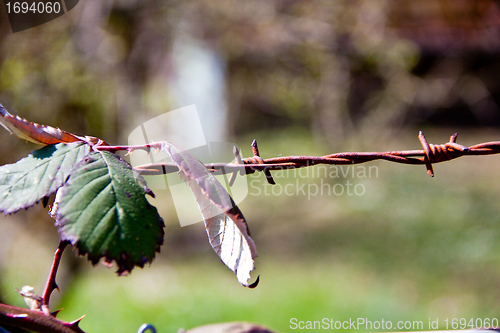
[133,131,500,185]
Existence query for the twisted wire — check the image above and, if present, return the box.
[133,131,500,182]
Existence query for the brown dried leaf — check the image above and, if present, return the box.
[0,103,84,145]
[163,142,258,287]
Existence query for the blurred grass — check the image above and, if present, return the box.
[1,128,500,332]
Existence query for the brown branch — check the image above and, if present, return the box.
[0,303,85,333]
[41,240,70,316]
[0,242,85,333]
[94,142,164,154]
[133,132,500,180]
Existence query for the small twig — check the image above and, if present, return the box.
[93,142,164,155]
[16,286,42,310]
[41,240,70,316]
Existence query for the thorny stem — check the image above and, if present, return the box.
[93,142,164,154]
[0,241,83,333]
[0,303,85,333]
[41,240,70,316]
[0,241,85,333]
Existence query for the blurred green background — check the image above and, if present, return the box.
[1,1,500,332]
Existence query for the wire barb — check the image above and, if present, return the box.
[418,131,435,177]
[245,139,276,185]
[228,146,244,187]
[419,131,472,177]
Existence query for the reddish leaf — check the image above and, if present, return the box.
[0,103,84,145]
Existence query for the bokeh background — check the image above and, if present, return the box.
[1,1,500,332]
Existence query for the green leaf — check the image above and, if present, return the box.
[0,142,91,215]
[163,142,257,287]
[54,151,164,274]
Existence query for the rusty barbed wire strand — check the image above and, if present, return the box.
[133,132,500,183]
